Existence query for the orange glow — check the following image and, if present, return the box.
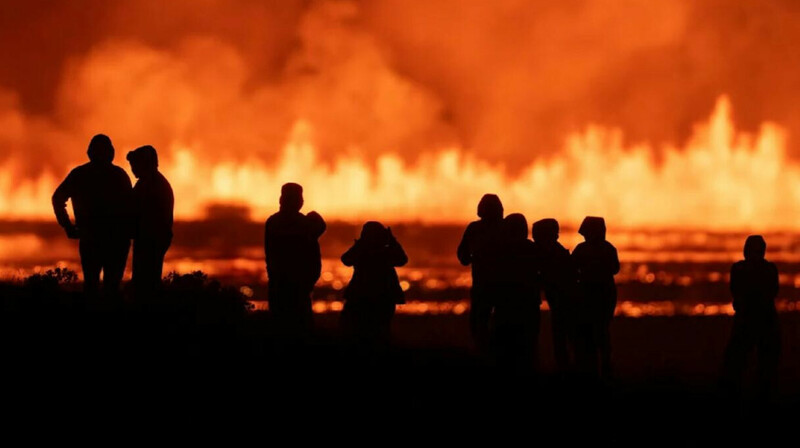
[0,97,797,229]
[246,299,796,317]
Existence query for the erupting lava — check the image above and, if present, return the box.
[0,96,796,229]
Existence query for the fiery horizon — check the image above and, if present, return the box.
[1,1,799,230]
[0,95,797,230]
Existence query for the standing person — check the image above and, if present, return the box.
[571,216,619,380]
[126,145,174,301]
[723,235,780,401]
[457,194,505,351]
[494,213,540,373]
[52,134,132,298]
[532,218,578,373]
[264,183,326,335]
[340,222,408,350]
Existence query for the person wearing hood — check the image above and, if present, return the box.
[571,216,620,379]
[340,222,408,349]
[264,183,326,335]
[126,145,174,300]
[533,218,578,373]
[494,213,540,372]
[457,194,505,350]
[723,235,780,400]
[52,134,132,297]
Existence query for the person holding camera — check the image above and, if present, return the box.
[340,222,408,349]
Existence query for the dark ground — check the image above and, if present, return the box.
[1,277,799,444]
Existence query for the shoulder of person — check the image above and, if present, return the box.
[157,171,173,186]
[70,163,92,177]
[731,260,747,271]
[465,220,482,232]
[766,260,778,272]
[265,212,280,226]
[603,240,618,250]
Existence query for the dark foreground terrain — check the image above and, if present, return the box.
[1,273,799,443]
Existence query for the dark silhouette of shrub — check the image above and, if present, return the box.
[162,270,254,326]
[24,267,79,290]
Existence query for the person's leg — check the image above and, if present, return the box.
[102,238,130,299]
[131,241,145,300]
[531,305,541,373]
[470,285,494,351]
[723,317,752,395]
[756,317,781,402]
[290,285,313,336]
[550,301,570,372]
[79,239,102,297]
[150,244,167,292]
[132,241,161,301]
[376,302,395,348]
[599,298,616,380]
[576,287,601,379]
[599,318,613,380]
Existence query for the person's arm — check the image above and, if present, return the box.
[386,229,408,267]
[52,171,78,239]
[456,223,474,266]
[768,262,779,302]
[730,263,743,313]
[341,241,360,267]
[264,219,273,277]
[570,244,583,274]
[608,244,621,276]
[116,169,134,238]
[163,180,174,243]
[307,211,326,238]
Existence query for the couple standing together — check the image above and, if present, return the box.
[52,134,174,300]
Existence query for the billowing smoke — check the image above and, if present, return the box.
[1,0,799,227]
[0,0,455,176]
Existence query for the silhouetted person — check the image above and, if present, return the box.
[723,235,780,401]
[52,134,132,298]
[533,218,578,373]
[264,183,326,335]
[341,222,408,350]
[127,145,174,300]
[494,213,540,373]
[572,216,619,379]
[457,194,505,351]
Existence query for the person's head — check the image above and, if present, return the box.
[578,216,606,242]
[126,145,159,178]
[532,218,559,243]
[359,221,388,246]
[477,194,503,222]
[503,213,528,240]
[87,134,114,164]
[744,235,767,261]
[279,183,304,212]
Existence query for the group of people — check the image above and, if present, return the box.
[54,135,782,392]
[259,185,781,390]
[52,134,174,300]
[457,194,620,376]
